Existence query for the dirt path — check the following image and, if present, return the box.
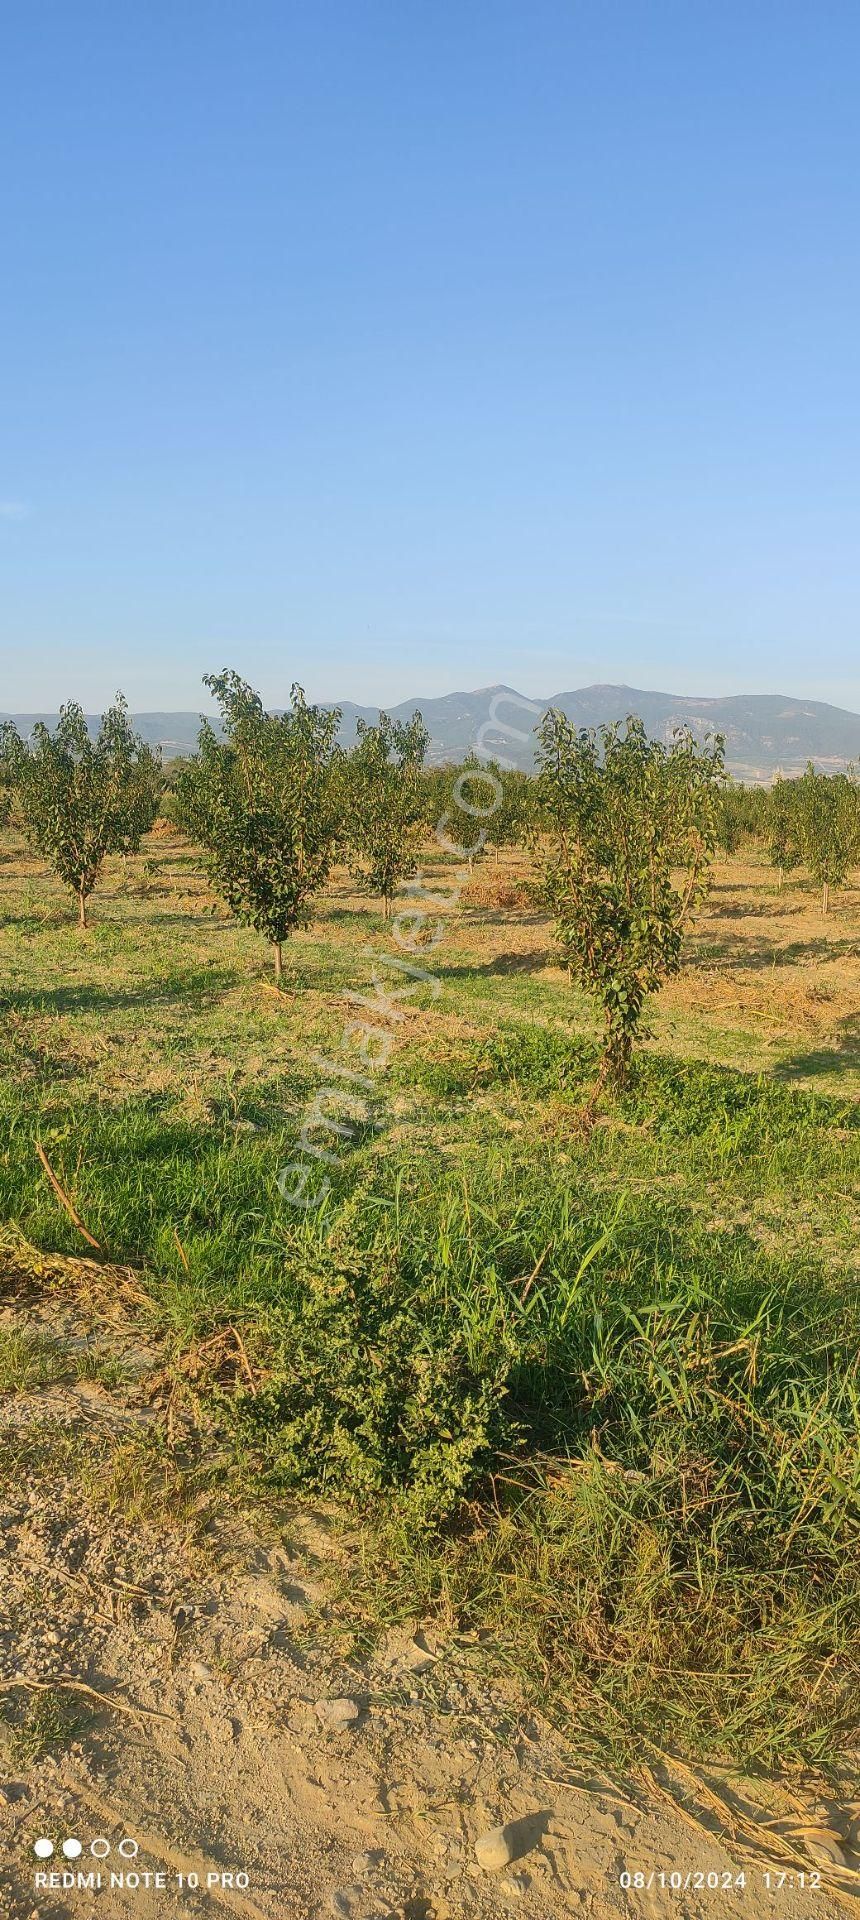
[1,1240,856,1920]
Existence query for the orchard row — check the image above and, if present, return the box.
[2,673,858,1094]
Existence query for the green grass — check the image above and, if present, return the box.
[2,834,860,1773]
[0,1324,68,1392]
[1,1688,92,1765]
[0,1323,133,1394]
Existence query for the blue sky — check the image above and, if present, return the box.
[2,1,860,712]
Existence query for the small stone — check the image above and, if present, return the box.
[402,1632,436,1672]
[351,1851,377,1873]
[475,1821,540,1873]
[500,1874,529,1897]
[316,1696,361,1729]
[190,1660,213,1681]
[475,1826,516,1872]
[329,1888,362,1916]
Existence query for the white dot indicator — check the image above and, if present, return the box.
[34,1838,54,1859]
[62,1838,82,1858]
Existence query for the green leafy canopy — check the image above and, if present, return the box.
[796,760,860,909]
[0,696,161,925]
[345,709,429,917]
[176,671,342,974]
[532,712,725,1093]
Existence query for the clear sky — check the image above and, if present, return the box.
[2,1,859,713]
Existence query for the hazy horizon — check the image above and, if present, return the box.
[3,674,860,721]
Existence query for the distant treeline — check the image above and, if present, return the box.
[4,690,859,950]
[157,751,860,910]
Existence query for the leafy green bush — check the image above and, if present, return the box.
[231,1246,518,1526]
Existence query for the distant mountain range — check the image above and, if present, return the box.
[4,685,860,780]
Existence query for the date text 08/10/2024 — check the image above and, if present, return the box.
[619,1870,823,1893]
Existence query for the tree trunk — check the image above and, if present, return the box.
[273,941,283,981]
[78,887,88,930]
[822,881,830,916]
[778,866,783,891]
[382,893,390,922]
[606,1028,634,1092]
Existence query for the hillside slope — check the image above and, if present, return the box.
[4,684,860,777]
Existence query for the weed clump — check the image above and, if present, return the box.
[230,1247,518,1527]
[1,1688,92,1764]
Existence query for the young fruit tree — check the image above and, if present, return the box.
[345,710,429,919]
[445,756,532,867]
[795,761,860,914]
[177,673,342,981]
[437,753,492,871]
[486,766,534,862]
[417,764,453,838]
[715,780,744,857]
[533,712,725,1097]
[0,698,161,926]
[767,772,800,889]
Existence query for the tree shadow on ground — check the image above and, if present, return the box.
[0,965,241,1017]
[461,905,546,928]
[316,904,372,925]
[441,949,551,978]
[102,907,226,927]
[687,934,859,971]
[0,909,76,931]
[705,896,808,919]
[774,1014,860,1082]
